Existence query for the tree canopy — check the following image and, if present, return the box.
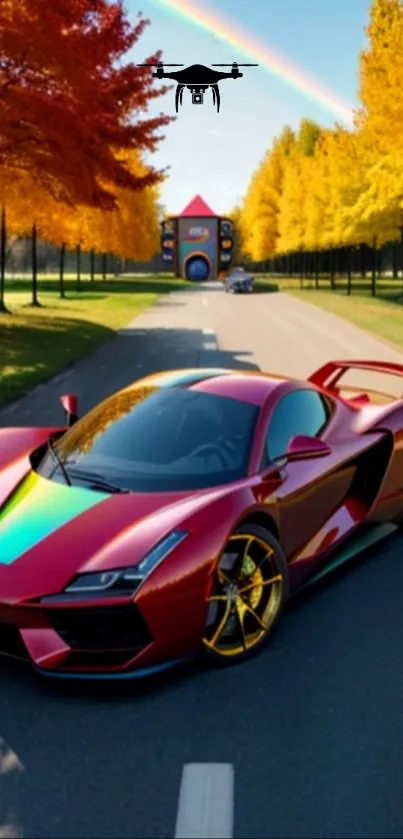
[0,0,172,207]
[0,0,172,277]
[237,0,403,261]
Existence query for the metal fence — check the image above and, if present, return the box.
[243,241,403,297]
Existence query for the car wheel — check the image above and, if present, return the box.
[202,522,289,665]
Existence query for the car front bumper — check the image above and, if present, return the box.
[0,599,198,679]
[230,282,253,292]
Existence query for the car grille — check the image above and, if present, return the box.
[47,604,152,652]
[0,623,29,661]
[59,650,141,670]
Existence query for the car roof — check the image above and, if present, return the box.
[127,368,294,407]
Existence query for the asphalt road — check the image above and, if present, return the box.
[1,282,403,839]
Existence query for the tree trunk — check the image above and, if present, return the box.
[0,206,8,313]
[371,237,377,297]
[347,245,352,295]
[361,243,366,278]
[329,249,335,289]
[76,244,81,289]
[31,223,39,306]
[392,241,398,279]
[90,248,95,283]
[59,244,66,299]
[103,253,107,281]
[400,228,403,288]
[304,251,309,279]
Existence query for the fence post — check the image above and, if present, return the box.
[371,236,377,297]
[361,243,366,278]
[347,245,351,295]
[31,223,39,307]
[59,243,66,299]
[329,249,335,289]
[392,240,398,278]
[0,206,7,312]
[76,243,81,289]
[400,227,403,289]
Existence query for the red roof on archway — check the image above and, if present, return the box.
[179,195,216,217]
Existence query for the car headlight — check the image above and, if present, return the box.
[41,531,189,602]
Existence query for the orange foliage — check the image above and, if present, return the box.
[0,0,173,208]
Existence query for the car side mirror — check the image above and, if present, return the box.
[286,434,332,460]
[60,393,78,427]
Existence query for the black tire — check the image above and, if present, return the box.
[202,522,289,666]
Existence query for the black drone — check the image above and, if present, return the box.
[137,61,258,113]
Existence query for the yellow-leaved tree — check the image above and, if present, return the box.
[348,0,403,245]
[227,205,246,265]
[277,119,321,255]
[1,149,161,308]
[239,126,295,262]
[1,168,70,307]
[56,149,161,270]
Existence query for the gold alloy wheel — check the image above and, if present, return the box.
[203,532,285,659]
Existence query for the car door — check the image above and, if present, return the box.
[261,388,357,564]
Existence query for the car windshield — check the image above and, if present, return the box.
[37,386,259,492]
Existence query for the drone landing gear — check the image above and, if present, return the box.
[175,84,186,113]
[211,84,220,113]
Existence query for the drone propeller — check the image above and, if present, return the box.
[211,63,258,67]
[137,62,184,67]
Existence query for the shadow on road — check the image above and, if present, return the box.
[251,280,279,294]
[0,652,204,705]
[0,326,261,426]
[151,299,187,308]
[0,315,116,410]
[5,277,187,296]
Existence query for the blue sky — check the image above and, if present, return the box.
[127,0,372,216]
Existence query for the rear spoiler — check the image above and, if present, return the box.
[308,360,403,391]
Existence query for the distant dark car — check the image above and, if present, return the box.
[224,266,254,293]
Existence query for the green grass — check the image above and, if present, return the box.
[254,274,403,351]
[0,274,187,407]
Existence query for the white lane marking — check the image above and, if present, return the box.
[202,297,208,307]
[175,763,234,839]
[0,740,24,838]
[202,328,217,351]
[0,824,22,838]
[0,739,24,775]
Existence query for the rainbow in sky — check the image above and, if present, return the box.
[150,0,355,125]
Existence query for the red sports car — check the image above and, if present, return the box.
[0,360,403,680]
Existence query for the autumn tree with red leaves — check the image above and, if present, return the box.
[0,0,172,207]
[0,0,173,310]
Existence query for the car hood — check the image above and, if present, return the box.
[0,462,241,603]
